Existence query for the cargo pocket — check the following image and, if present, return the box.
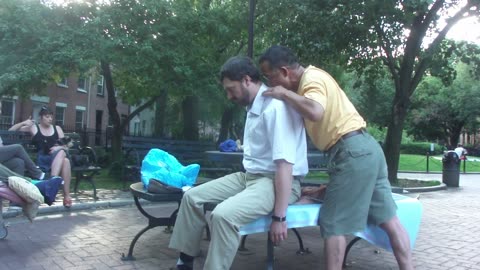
[328,148,371,174]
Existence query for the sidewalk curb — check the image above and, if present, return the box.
[2,198,157,220]
[401,183,447,193]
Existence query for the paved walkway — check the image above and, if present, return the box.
[1,173,479,269]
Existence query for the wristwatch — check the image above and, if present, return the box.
[271,215,286,222]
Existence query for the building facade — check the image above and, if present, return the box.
[0,74,130,146]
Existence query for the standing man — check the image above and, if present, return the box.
[259,45,414,270]
[168,56,308,270]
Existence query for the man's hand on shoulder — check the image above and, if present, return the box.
[262,86,289,100]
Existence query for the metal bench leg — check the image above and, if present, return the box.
[267,233,274,270]
[291,228,311,255]
[121,224,152,261]
[343,237,362,267]
[74,171,99,200]
[74,172,81,194]
[0,202,7,240]
[238,235,248,251]
[205,224,211,240]
[121,196,179,261]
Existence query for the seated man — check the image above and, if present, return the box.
[168,56,308,270]
[0,102,44,179]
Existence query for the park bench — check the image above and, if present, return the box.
[237,193,422,269]
[121,182,422,269]
[120,136,234,185]
[0,130,101,200]
[0,130,33,149]
[120,136,329,183]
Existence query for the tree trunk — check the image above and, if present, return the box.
[384,96,409,183]
[101,61,123,165]
[217,106,235,145]
[182,95,199,141]
[448,122,464,148]
[154,90,168,137]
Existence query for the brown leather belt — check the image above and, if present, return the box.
[341,129,364,140]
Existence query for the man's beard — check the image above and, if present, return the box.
[235,85,251,106]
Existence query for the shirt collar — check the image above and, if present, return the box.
[247,84,268,116]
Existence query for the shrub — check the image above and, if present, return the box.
[400,142,444,155]
[366,125,414,144]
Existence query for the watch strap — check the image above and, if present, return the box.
[271,215,286,222]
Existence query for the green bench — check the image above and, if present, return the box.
[121,136,234,184]
[0,130,100,200]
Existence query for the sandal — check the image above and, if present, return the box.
[63,198,73,208]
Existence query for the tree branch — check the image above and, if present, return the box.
[400,0,445,81]
[124,95,162,124]
[374,21,400,89]
[410,3,477,95]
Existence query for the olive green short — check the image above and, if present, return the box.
[319,132,397,237]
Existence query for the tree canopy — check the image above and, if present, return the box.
[255,0,480,181]
[1,0,479,181]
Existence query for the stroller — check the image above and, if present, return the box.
[0,180,26,239]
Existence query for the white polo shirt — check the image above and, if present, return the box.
[242,84,308,176]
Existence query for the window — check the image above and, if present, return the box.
[97,75,105,96]
[75,110,85,131]
[77,76,88,92]
[0,100,14,128]
[55,106,65,126]
[57,78,68,88]
[133,122,140,136]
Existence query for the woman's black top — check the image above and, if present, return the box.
[32,124,59,155]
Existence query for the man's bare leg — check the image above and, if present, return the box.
[380,215,414,270]
[324,235,347,270]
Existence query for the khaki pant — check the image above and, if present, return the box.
[168,172,301,270]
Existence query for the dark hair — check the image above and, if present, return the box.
[259,45,299,69]
[39,106,53,116]
[220,56,261,83]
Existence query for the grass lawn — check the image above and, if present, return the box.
[74,169,128,191]
[75,154,480,191]
[399,154,480,173]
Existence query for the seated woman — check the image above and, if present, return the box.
[9,106,73,208]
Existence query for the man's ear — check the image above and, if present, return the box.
[243,75,252,86]
[279,66,289,77]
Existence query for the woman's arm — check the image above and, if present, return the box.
[56,125,65,138]
[9,117,36,134]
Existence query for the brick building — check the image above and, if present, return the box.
[0,74,130,146]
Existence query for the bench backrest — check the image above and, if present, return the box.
[0,130,32,146]
[122,136,218,165]
[122,136,329,173]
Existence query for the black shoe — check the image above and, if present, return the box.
[170,266,192,270]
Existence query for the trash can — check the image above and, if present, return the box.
[442,151,460,187]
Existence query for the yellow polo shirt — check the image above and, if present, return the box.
[298,66,366,151]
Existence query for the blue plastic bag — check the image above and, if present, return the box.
[141,148,200,189]
[219,139,237,152]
